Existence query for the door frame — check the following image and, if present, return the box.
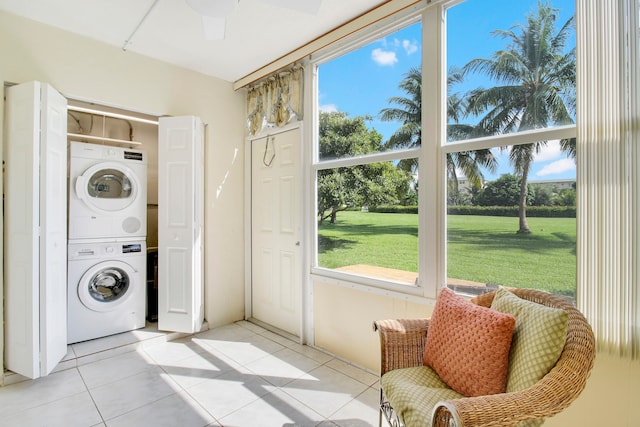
[244,122,311,344]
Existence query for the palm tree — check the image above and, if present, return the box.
[379,67,422,173]
[446,67,497,194]
[463,0,575,233]
[380,67,497,190]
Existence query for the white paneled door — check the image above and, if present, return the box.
[4,81,68,379]
[157,116,205,334]
[251,127,302,336]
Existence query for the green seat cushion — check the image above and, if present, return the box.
[381,366,463,427]
[490,287,569,392]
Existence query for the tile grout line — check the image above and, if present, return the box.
[75,367,106,425]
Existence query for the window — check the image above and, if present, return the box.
[310,0,576,299]
[313,19,422,288]
[444,0,577,298]
[309,0,638,355]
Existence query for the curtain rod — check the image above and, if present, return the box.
[233,0,424,90]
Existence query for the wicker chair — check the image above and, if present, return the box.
[373,288,596,427]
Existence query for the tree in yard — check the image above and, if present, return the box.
[531,185,553,206]
[380,66,497,198]
[317,111,411,225]
[378,67,422,173]
[554,187,576,206]
[474,174,534,207]
[463,0,576,233]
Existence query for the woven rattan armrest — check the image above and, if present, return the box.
[432,367,584,427]
[373,318,430,376]
[433,338,595,426]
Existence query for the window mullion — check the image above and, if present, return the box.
[313,147,421,170]
[420,4,445,300]
[442,125,577,154]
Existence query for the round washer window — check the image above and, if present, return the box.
[87,267,130,303]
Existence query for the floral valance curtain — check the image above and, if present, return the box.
[246,64,303,136]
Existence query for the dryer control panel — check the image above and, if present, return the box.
[122,243,143,253]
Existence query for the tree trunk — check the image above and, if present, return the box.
[330,207,338,224]
[518,160,532,234]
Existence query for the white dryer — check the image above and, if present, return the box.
[67,240,146,344]
[68,141,147,240]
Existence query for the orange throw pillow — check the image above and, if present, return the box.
[424,288,516,397]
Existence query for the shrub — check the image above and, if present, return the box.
[368,205,419,214]
[367,205,575,217]
[447,205,575,218]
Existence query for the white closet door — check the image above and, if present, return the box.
[157,116,204,333]
[4,81,67,379]
[4,82,41,379]
[39,84,68,375]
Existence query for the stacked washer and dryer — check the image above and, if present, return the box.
[67,141,148,344]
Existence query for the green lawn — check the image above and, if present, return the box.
[318,211,576,296]
[318,211,419,272]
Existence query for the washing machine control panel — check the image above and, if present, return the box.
[69,241,146,260]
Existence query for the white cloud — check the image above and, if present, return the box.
[371,48,398,66]
[534,140,563,162]
[372,38,418,67]
[402,39,419,55]
[536,158,576,177]
[379,37,399,48]
[319,104,338,113]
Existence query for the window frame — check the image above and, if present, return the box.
[440,0,577,295]
[308,0,577,301]
[310,7,429,297]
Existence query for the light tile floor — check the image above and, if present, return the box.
[0,321,389,427]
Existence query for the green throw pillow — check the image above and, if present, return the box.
[491,287,569,392]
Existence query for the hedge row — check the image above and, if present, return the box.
[448,206,576,218]
[368,205,576,218]
[368,206,419,214]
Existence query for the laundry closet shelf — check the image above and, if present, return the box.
[68,105,159,125]
[67,132,143,146]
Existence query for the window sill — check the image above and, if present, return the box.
[310,267,431,303]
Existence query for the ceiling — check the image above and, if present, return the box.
[0,0,387,83]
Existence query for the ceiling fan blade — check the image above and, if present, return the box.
[261,0,322,15]
[202,15,226,40]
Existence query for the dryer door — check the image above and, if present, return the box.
[75,162,140,213]
[78,260,138,312]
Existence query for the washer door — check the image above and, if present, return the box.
[78,260,137,312]
[75,162,140,213]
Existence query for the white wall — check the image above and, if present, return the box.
[0,10,247,372]
[314,280,434,372]
[544,352,640,426]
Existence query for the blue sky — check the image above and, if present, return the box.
[318,0,576,182]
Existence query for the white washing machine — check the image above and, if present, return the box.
[67,239,146,344]
[68,141,147,240]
